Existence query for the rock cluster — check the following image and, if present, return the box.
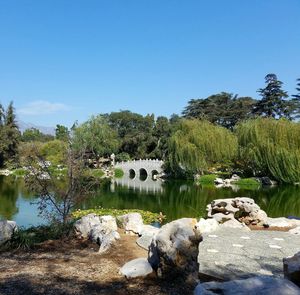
[207,197,268,226]
[0,220,17,245]
[74,213,120,253]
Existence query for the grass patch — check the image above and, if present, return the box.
[72,208,165,224]
[11,168,27,177]
[198,174,217,184]
[1,223,73,251]
[234,178,260,186]
[114,168,124,178]
[89,169,105,179]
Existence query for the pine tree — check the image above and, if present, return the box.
[253,74,290,118]
[2,102,20,167]
[291,78,300,119]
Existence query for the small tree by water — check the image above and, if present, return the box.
[25,145,98,225]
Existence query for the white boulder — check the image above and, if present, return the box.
[0,220,17,245]
[120,258,153,278]
[148,218,201,278]
[118,213,144,235]
[74,213,101,238]
[195,218,219,234]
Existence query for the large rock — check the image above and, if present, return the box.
[290,226,300,235]
[284,252,300,287]
[207,197,268,226]
[74,214,120,253]
[136,225,160,250]
[118,213,143,235]
[195,218,219,234]
[0,220,17,245]
[194,276,300,295]
[74,213,101,238]
[148,218,200,278]
[120,258,153,278]
[267,217,300,229]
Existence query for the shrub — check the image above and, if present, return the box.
[72,208,164,224]
[114,168,124,178]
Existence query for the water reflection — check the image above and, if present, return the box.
[1,175,300,227]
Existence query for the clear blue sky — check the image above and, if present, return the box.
[0,0,299,127]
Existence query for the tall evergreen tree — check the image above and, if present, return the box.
[2,102,20,167]
[291,78,300,119]
[253,74,291,119]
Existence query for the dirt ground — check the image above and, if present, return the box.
[0,231,195,295]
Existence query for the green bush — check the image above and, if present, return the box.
[198,174,217,184]
[89,169,105,179]
[11,168,27,177]
[72,208,164,224]
[114,168,124,178]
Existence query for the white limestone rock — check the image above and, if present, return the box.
[194,276,300,295]
[289,226,300,235]
[195,218,219,234]
[220,219,251,231]
[0,220,17,245]
[284,252,300,287]
[74,213,101,238]
[120,258,153,278]
[118,213,144,235]
[148,218,201,278]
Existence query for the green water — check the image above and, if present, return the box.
[1,175,300,227]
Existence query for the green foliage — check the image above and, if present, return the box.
[1,223,73,250]
[253,74,292,119]
[55,124,69,141]
[40,140,68,165]
[0,102,20,168]
[72,208,163,224]
[236,118,300,184]
[114,168,124,178]
[11,168,27,177]
[72,115,120,158]
[21,128,54,142]
[115,152,131,162]
[87,169,105,179]
[182,92,256,129]
[233,178,260,189]
[168,119,238,176]
[198,174,217,184]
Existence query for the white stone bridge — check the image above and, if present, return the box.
[114,159,164,181]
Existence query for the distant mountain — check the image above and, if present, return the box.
[17,120,55,135]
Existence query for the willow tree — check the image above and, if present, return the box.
[236,118,300,184]
[168,119,238,176]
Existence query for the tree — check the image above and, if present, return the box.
[182,92,256,129]
[0,102,20,167]
[236,118,300,184]
[253,74,292,119]
[291,78,300,119]
[107,111,156,159]
[21,128,54,142]
[55,125,69,141]
[72,115,120,159]
[168,119,238,177]
[25,145,97,225]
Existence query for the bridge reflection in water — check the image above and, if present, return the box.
[112,175,164,193]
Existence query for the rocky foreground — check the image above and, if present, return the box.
[1,197,300,295]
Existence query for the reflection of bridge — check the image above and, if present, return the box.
[113,177,164,193]
[114,159,164,181]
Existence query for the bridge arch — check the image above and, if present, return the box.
[129,169,136,179]
[139,168,148,181]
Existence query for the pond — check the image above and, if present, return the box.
[1,175,300,227]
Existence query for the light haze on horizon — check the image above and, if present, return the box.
[0,0,299,127]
